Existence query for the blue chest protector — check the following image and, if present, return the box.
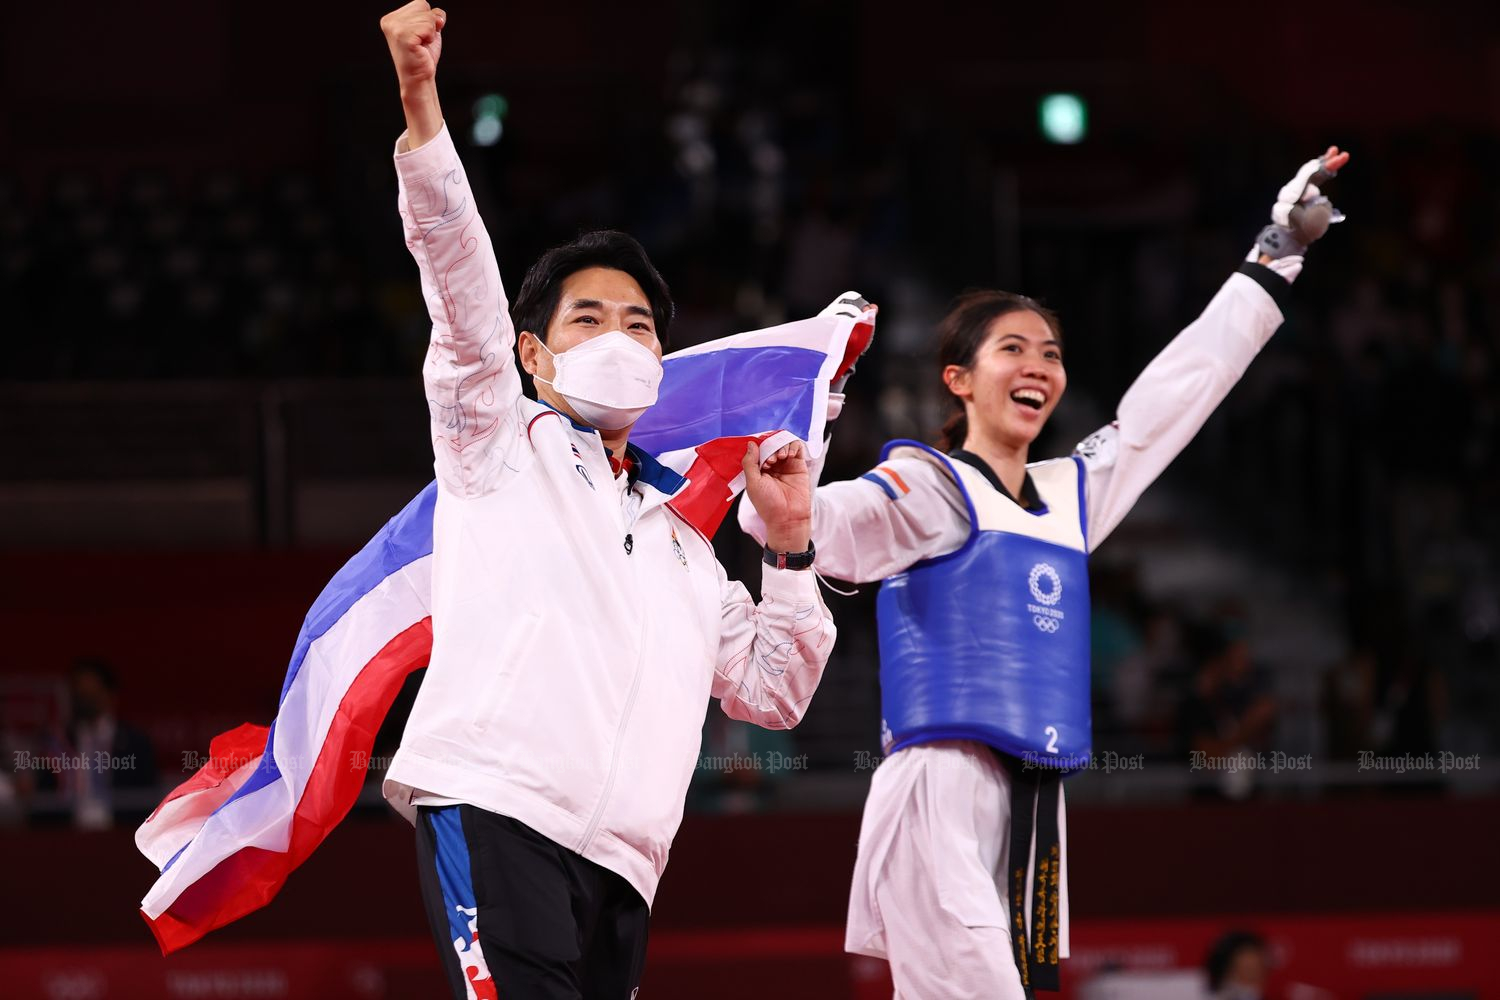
[876,441,1093,772]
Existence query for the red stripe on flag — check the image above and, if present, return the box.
[145,723,269,822]
[144,617,434,955]
[665,433,777,539]
[667,456,736,538]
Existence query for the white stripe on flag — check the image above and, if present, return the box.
[662,313,861,462]
[141,555,433,918]
[664,314,852,361]
[136,755,264,870]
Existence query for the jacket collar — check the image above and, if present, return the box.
[537,399,688,499]
[536,398,597,434]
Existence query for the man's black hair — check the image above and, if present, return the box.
[511,230,674,346]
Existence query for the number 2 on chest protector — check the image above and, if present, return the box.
[1044,726,1059,753]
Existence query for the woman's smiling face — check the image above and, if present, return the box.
[944,308,1067,449]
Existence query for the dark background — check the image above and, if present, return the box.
[2,2,1498,998]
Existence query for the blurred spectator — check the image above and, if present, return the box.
[1319,646,1376,761]
[1204,930,1269,1000]
[0,741,20,828]
[38,658,159,829]
[1179,622,1277,799]
[1112,605,1190,753]
[1089,563,1146,733]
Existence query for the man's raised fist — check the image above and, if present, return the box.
[380,1,447,88]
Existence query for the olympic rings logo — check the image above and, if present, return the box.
[1028,563,1063,606]
[1033,615,1061,633]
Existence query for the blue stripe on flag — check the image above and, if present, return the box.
[632,346,825,455]
[179,481,441,856]
[275,480,438,704]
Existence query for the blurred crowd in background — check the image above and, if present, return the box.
[3,1,1497,826]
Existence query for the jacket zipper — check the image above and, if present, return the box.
[578,624,648,854]
[578,475,650,854]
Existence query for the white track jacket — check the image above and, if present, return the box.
[383,126,835,909]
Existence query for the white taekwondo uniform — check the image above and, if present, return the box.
[742,263,1292,999]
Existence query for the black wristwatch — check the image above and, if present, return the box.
[763,539,816,571]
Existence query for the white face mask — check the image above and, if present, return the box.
[533,330,663,430]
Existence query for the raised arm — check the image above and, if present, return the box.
[1077,147,1351,549]
[382,2,521,498]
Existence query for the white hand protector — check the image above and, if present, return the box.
[1270,156,1343,231]
[1251,149,1348,280]
[826,391,845,422]
[819,290,870,321]
[821,290,877,414]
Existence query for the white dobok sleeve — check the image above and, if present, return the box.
[1074,265,1288,549]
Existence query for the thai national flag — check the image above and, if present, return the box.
[136,304,874,954]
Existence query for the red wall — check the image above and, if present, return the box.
[4,798,1497,946]
[3,800,1498,998]
[2,549,355,754]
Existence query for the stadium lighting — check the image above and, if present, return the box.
[1039,93,1087,145]
[471,117,503,147]
[471,93,509,147]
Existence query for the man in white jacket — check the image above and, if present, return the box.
[378,5,835,998]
